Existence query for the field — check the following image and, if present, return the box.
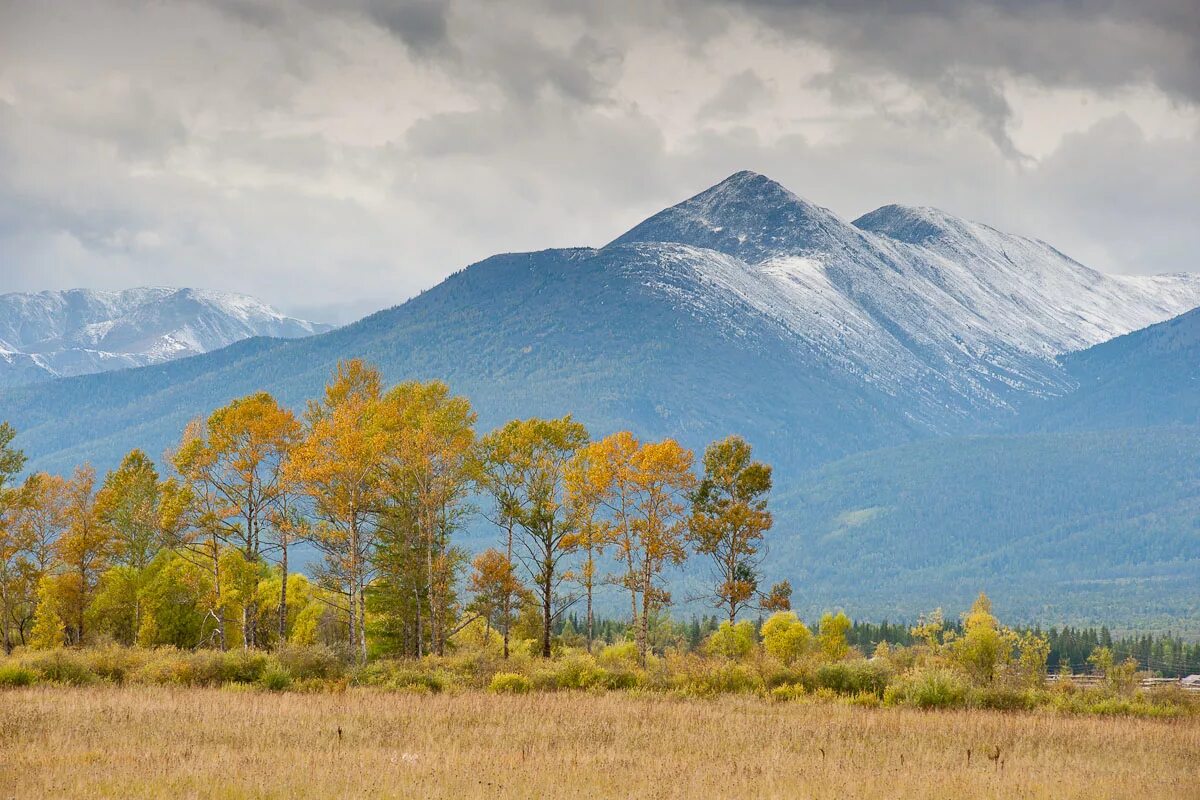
[1,687,1197,799]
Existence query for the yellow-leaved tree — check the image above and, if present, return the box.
[579,432,695,663]
[52,465,111,645]
[172,393,301,648]
[285,360,387,663]
[375,380,476,657]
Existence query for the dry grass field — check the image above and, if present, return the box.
[1,687,1197,799]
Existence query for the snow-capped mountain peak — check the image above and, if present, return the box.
[603,172,1200,423]
[608,170,855,262]
[0,287,332,386]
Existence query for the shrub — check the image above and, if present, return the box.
[275,645,345,681]
[884,668,967,709]
[259,665,293,691]
[676,661,763,697]
[489,672,531,694]
[220,650,272,684]
[703,621,757,660]
[761,612,812,664]
[597,641,639,666]
[0,663,37,687]
[815,660,890,696]
[770,683,807,702]
[355,662,448,693]
[23,651,96,686]
[968,686,1033,712]
[846,690,881,708]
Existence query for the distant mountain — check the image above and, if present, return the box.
[3,171,1198,477]
[1017,306,1200,432]
[0,287,331,386]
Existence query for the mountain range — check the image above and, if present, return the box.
[2,171,1197,628]
[0,287,330,386]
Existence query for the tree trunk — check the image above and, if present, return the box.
[77,564,86,646]
[212,535,226,651]
[585,550,595,655]
[541,561,553,658]
[278,534,288,644]
[502,519,513,660]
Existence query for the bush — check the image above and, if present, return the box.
[489,672,531,694]
[703,621,757,660]
[79,645,145,684]
[259,665,293,691]
[275,645,345,681]
[815,660,891,696]
[770,683,806,702]
[846,690,881,708]
[884,669,967,709]
[968,686,1033,712]
[354,661,448,693]
[219,650,272,684]
[675,661,764,697]
[0,663,37,687]
[23,651,97,686]
[761,613,812,664]
[597,641,639,667]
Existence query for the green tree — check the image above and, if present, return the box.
[688,436,773,623]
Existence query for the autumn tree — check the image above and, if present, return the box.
[564,444,619,654]
[172,393,301,647]
[474,425,531,658]
[52,465,111,644]
[581,432,695,663]
[688,435,773,623]
[467,548,528,644]
[375,380,476,657]
[286,360,387,662]
[953,593,1016,685]
[762,580,793,612]
[93,450,163,641]
[0,423,27,653]
[480,417,587,658]
[817,610,852,661]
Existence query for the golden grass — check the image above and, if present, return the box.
[1,686,1197,799]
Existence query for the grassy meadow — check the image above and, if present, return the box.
[2,685,1197,799]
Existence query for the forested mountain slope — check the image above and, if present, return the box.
[774,426,1200,629]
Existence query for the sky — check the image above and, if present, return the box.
[0,0,1198,324]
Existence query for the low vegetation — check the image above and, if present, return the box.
[1,596,1195,719]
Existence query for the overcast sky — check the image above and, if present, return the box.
[1,1,1197,323]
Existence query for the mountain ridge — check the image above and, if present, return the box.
[0,287,331,386]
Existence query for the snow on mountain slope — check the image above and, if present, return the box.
[611,171,1200,420]
[0,288,331,386]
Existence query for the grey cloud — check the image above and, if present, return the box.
[362,0,450,56]
[0,0,1196,323]
[698,70,774,120]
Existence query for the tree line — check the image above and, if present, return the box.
[0,359,789,663]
